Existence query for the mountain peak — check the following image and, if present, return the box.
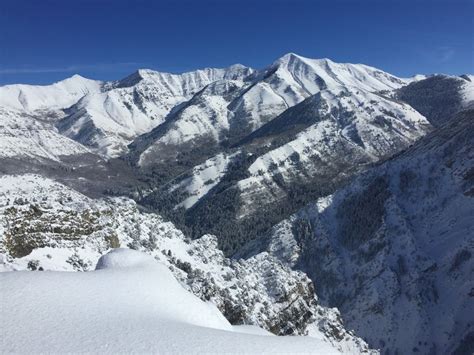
[275,53,334,66]
[225,63,252,75]
[280,52,304,59]
[61,73,98,83]
[69,74,87,80]
[114,69,152,88]
[275,52,306,64]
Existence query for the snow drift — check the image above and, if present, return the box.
[1,249,343,354]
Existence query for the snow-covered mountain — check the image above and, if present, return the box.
[133,53,412,168]
[0,65,253,157]
[0,174,374,354]
[239,109,474,354]
[231,86,429,218]
[1,53,472,354]
[137,54,433,253]
[397,74,474,127]
[59,65,254,156]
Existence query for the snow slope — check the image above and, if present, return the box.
[168,152,238,209]
[1,248,346,354]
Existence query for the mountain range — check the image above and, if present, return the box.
[1,53,473,354]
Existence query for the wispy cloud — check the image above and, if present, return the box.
[0,62,145,75]
[437,46,455,63]
[418,46,456,65]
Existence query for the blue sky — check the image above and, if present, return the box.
[1,0,473,84]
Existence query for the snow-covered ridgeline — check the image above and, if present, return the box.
[136,53,415,167]
[0,64,254,157]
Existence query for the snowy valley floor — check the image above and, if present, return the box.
[1,249,343,354]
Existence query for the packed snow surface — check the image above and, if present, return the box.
[1,248,342,354]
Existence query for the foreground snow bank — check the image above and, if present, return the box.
[1,249,341,354]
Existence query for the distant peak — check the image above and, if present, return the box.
[223,64,254,78]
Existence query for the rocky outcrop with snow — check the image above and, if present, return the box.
[0,174,375,354]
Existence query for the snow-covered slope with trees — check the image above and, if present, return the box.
[240,109,474,354]
[233,86,429,219]
[396,74,474,127]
